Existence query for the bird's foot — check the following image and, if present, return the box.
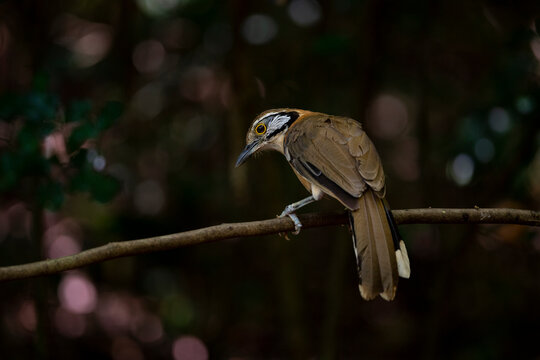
[279,206,302,235]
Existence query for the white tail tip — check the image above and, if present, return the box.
[396,240,411,279]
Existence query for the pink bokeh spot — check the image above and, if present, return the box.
[172,336,209,360]
[366,94,408,140]
[132,39,166,73]
[7,202,31,238]
[58,273,97,314]
[97,292,140,335]
[17,300,37,332]
[131,314,164,343]
[54,307,86,337]
[47,235,81,259]
[42,132,69,164]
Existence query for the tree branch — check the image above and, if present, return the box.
[0,208,539,282]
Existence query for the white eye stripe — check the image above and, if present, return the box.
[267,115,290,133]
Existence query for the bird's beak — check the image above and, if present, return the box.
[235,142,258,167]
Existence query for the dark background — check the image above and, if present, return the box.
[1,0,540,359]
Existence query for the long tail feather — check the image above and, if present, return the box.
[350,190,408,300]
[350,200,382,300]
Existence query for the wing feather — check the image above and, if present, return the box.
[285,114,385,207]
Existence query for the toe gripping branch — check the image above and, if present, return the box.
[278,196,317,235]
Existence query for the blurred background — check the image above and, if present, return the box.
[1,0,540,358]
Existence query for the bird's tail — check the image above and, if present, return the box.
[349,190,410,301]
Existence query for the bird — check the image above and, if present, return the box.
[235,108,410,301]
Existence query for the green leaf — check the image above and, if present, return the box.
[70,149,89,168]
[89,172,121,203]
[67,122,98,152]
[16,127,41,155]
[69,166,121,203]
[66,100,92,123]
[23,92,59,122]
[96,101,123,131]
[70,165,92,193]
[39,180,64,211]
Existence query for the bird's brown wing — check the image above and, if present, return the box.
[285,114,386,209]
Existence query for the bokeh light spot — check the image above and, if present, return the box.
[54,307,86,338]
[136,0,185,17]
[516,96,534,114]
[367,94,408,139]
[131,314,164,343]
[43,132,69,164]
[449,153,474,186]
[93,155,107,172]
[72,30,111,66]
[85,148,106,171]
[7,203,31,238]
[47,234,81,259]
[180,67,219,103]
[134,180,165,215]
[133,39,166,74]
[241,14,277,45]
[17,300,37,332]
[131,84,164,119]
[97,293,132,334]
[488,107,511,133]
[53,14,113,68]
[161,294,195,328]
[172,336,208,360]
[58,273,97,314]
[474,138,495,163]
[44,218,83,257]
[530,37,540,60]
[288,0,322,27]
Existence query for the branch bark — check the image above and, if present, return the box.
[0,208,539,282]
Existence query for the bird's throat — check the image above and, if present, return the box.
[260,132,287,155]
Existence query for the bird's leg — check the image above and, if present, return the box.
[280,195,317,215]
[279,196,317,234]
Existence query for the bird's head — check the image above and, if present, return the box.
[235,108,305,167]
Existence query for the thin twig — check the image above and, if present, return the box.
[0,208,538,282]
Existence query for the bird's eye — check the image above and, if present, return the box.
[255,123,267,135]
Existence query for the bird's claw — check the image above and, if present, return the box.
[279,207,302,235]
[288,213,302,235]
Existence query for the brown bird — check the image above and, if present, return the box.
[236,109,410,300]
